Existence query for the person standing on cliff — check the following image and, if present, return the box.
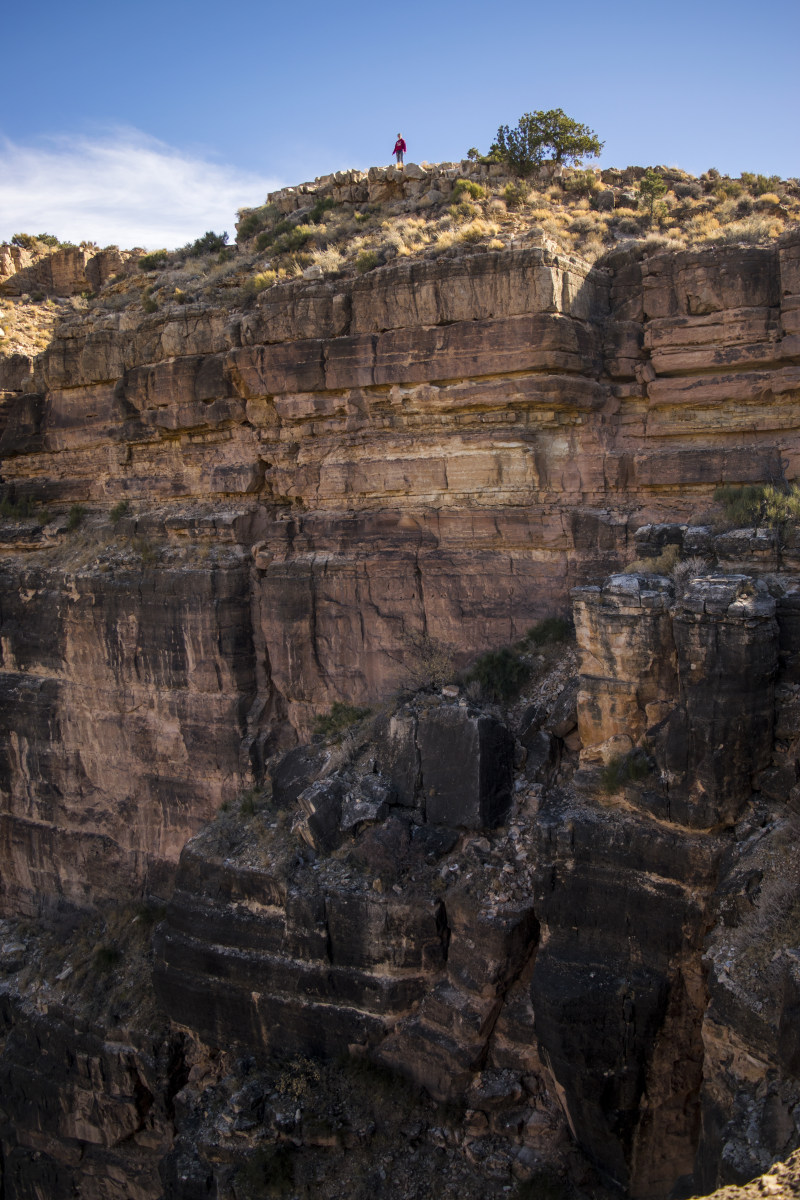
[393,134,406,166]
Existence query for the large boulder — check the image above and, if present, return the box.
[417,707,514,830]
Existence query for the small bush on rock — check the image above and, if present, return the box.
[67,504,85,531]
[0,494,38,519]
[562,169,598,198]
[712,483,800,528]
[741,172,782,196]
[271,224,315,255]
[466,646,529,702]
[308,196,337,224]
[503,181,529,209]
[601,749,651,793]
[624,544,680,575]
[523,616,572,647]
[184,230,229,257]
[312,701,371,742]
[452,179,485,202]
[355,249,380,274]
[237,204,275,241]
[138,250,169,271]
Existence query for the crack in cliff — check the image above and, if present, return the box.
[413,549,427,641]
[308,560,327,682]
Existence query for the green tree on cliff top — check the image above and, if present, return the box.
[490,108,604,177]
[638,168,668,222]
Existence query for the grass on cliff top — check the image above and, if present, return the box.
[63,164,800,318]
[312,701,372,744]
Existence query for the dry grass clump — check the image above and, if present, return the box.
[709,215,784,244]
[450,199,480,222]
[458,218,500,245]
[311,246,344,273]
[432,227,458,254]
[624,544,681,575]
[636,234,687,255]
[579,236,607,263]
[671,555,711,594]
[568,213,604,236]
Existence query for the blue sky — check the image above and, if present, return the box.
[1,0,798,247]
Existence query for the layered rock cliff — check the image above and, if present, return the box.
[1,230,798,912]
[1,215,800,1199]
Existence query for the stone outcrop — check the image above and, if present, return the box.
[154,705,534,1093]
[0,244,139,298]
[242,160,564,225]
[525,568,799,1196]
[240,162,698,231]
[575,572,778,827]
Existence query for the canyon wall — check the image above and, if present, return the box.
[1,231,800,1198]
[0,232,798,909]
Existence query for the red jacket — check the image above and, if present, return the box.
[393,138,407,156]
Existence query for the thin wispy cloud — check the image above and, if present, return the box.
[0,129,283,250]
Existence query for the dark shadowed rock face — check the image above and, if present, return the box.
[418,708,514,829]
[154,705,537,1110]
[530,787,722,1195]
[525,568,797,1197]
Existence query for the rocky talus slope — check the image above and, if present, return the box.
[0,193,799,1199]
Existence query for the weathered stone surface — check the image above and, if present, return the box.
[574,572,778,828]
[0,243,139,298]
[0,552,276,914]
[293,779,343,851]
[699,818,800,1193]
[0,986,178,1200]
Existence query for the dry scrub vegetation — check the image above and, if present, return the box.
[0,294,77,356]
[83,165,800,314]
